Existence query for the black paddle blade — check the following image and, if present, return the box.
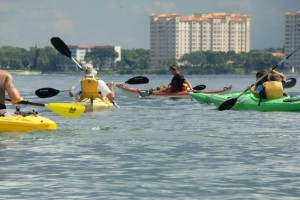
[50,37,72,58]
[35,88,60,98]
[218,98,238,111]
[193,84,206,91]
[285,78,296,88]
[126,76,149,84]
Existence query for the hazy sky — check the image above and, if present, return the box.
[0,0,299,50]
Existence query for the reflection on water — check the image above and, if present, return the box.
[1,74,300,199]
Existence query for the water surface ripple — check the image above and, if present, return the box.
[1,74,300,199]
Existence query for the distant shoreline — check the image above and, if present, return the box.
[9,70,42,75]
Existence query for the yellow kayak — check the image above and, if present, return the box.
[73,97,113,112]
[0,109,57,132]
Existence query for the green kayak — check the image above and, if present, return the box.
[189,91,300,112]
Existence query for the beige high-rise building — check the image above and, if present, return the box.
[150,12,250,67]
[284,11,300,72]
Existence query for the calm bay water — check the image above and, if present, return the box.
[1,73,300,199]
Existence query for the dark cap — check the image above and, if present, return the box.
[170,64,179,70]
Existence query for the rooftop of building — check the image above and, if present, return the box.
[285,10,300,15]
[68,45,115,49]
[150,12,250,22]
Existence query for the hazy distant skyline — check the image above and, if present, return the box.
[0,0,299,50]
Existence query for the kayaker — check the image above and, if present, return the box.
[168,64,193,92]
[247,70,269,95]
[68,64,115,101]
[248,70,286,99]
[0,70,23,109]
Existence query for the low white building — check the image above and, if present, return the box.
[68,45,121,69]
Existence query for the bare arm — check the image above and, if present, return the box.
[247,85,259,95]
[272,70,286,82]
[106,82,115,100]
[4,73,23,104]
[69,86,75,97]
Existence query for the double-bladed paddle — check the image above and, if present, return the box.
[218,49,299,111]
[6,99,85,118]
[35,76,149,98]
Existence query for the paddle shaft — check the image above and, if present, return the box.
[6,98,44,107]
[109,99,120,108]
[72,57,82,69]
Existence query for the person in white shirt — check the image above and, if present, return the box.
[69,64,115,101]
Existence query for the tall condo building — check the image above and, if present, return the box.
[150,12,250,67]
[284,10,300,72]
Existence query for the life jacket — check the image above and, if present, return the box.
[80,78,99,98]
[170,74,186,92]
[182,82,188,91]
[262,81,284,99]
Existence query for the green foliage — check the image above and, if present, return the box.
[0,46,28,70]
[0,45,284,74]
[85,48,118,70]
[0,45,74,72]
[178,49,283,74]
[119,48,150,71]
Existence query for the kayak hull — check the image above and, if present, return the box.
[73,97,113,112]
[116,84,232,99]
[189,92,300,112]
[0,110,57,132]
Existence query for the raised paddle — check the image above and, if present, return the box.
[51,37,83,69]
[35,76,149,98]
[6,99,85,118]
[218,49,299,111]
